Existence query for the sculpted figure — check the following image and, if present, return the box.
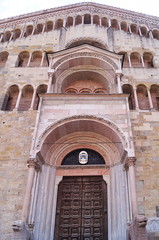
[12,220,31,240]
[127,215,148,240]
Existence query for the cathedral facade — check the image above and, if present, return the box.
[0,2,159,239]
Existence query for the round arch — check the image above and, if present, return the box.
[36,115,128,166]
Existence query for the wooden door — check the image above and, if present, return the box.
[54,176,108,240]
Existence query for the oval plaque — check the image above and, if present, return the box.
[79,151,88,164]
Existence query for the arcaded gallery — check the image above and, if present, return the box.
[0,2,159,240]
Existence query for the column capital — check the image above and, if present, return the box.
[27,158,41,171]
[116,69,122,75]
[48,71,54,78]
[124,157,136,169]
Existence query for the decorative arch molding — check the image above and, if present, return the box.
[45,132,122,166]
[52,51,118,70]
[65,37,108,50]
[36,114,128,151]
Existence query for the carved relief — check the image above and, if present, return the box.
[27,158,41,171]
[124,156,136,169]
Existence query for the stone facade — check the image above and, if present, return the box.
[0,2,159,240]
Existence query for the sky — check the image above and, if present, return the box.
[0,0,159,20]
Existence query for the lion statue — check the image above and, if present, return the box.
[127,215,148,240]
[12,220,31,240]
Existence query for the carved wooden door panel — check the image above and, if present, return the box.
[54,176,107,240]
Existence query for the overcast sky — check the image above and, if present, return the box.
[0,0,159,20]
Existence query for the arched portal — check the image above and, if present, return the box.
[28,116,132,240]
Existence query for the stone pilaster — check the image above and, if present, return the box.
[22,158,41,222]
[125,157,138,217]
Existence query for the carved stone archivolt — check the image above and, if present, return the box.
[36,114,128,149]
[53,52,118,70]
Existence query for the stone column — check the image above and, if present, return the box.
[40,52,45,67]
[138,27,142,37]
[116,70,122,93]
[108,19,111,27]
[47,70,54,93]
[149,30,153,39]
[91,15,93,25]
[118,22,121,31]
[0,33,4,42]
[20,24,26,38]
[133,87,139,110]
[42,22,46,33]
[63,18,66,28]
[82,15,84,25]
[9,31,14,41]
[29,88,37,110]
[27,53,32,67]
[32,21,37,35]
[73,16,76,27]
[147,88,153,109]
[22,158,41,222]
[14,89,22,110]
[125,157,138,217]
[99,17,102,26]
[128,54,132,68]
[128,25,132,34]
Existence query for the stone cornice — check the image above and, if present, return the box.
[0,2,159,29]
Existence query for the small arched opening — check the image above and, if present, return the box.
[122,84,135,110]
[93,15,100,26]
[30,51,42,67]
[34,84,47,110]
[75,15,82,25]
[66,17,73,28]
[143,52,154,68]
[54,19,63,30]
[140,26,148,38]
[130,52,142,68]
[130,24,138,35]
[111,19,119,30]
[34,24,43,34]
[84,14,91,24]
[18,85,34,111]
[24,25,33,37]
[152,29,159,40]
[13,29,21,40]
[0,51,9,68]
[150,84,159,110]
[137,84,150,110]
[2,85,19,111]
[17,51,29,67]
[101,17,108,27]
[121,22,128,32]
[3,31,11,42]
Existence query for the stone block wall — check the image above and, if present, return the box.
[131,111,159,217]
[0,110,36,240]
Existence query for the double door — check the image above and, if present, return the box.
[54,176,108,240]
